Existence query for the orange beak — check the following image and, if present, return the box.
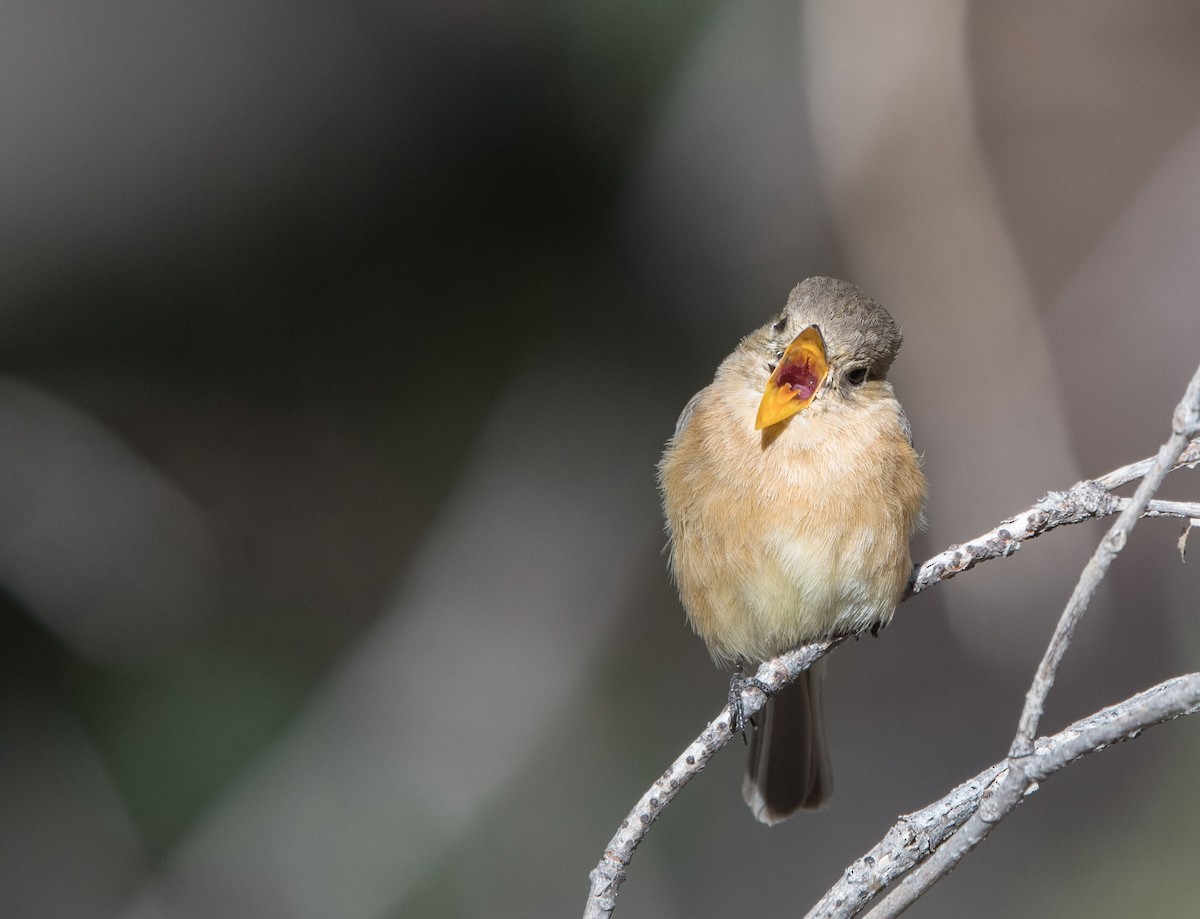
[755,326,829,430]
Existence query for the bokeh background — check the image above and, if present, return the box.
[1,1,1199,917]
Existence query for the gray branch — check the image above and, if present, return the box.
[906,436,1200,598]
[805,674,1200,919]
[583,641,839,919]
[864,359,1200,918]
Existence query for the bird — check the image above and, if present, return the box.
[658,276,926,825]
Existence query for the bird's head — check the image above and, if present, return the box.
[750,277,903,430]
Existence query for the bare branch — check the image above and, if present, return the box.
[805,674,1200,919]
[866,361,1200,918]
[1136,498,1200,519]
[906,435,1199,597]
[583,641,839,919]
[1015,366,1200,751]
[1095,435,1200,490]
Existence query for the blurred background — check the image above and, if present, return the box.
[1,1,1198,917]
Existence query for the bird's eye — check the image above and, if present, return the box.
[845,366,869,385]
[772,316,788,333]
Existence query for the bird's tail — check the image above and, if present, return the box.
[742,658,832,824]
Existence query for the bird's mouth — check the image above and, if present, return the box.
[755,325,829,430]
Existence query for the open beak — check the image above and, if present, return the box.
[755,326,829,430]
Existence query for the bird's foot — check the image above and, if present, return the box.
[728,668,774,744]
[851,620,889,640]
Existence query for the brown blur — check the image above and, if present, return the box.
[1,2,1198,918]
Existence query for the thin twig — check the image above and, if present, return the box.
[906,435,1199,597]
[1095,437,1200,490]
[805,674,1200,919]
[1017,372,1200,750]
[1134,498,1200,519]
[865,361,1200,919]
[583,641,839,919]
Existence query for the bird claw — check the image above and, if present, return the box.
[728,669,773,743]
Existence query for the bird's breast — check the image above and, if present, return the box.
[660,386,923,664]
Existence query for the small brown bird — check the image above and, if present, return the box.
[658,277,925,824]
